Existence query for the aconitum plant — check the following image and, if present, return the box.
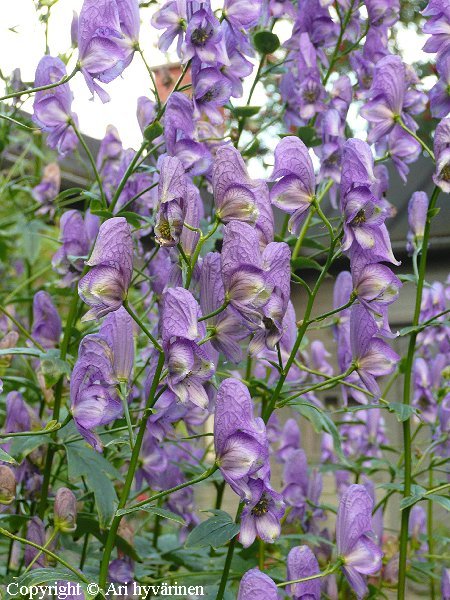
[0,0,449,599]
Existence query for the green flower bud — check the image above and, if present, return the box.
[0,465,16,505]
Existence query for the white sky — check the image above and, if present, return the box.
[1,1,431,156]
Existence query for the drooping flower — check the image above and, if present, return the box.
[336,484,383,599]
[270,136,316,234]
[99,306,134,383]
[32,291,62,349]
[136,96,156,133]
[151,0,187,55]
[79,217,133,320]
[32,56,78,156]
[276,417,301,463]
[54,487,77,532]
[237,568,278,600]
[406,191,429,254]
[182,7,229,65]
[192,66,232,125]
[78,0,140,102]
[240,478,285,547]
[154,156,187,247]
[430,48,450,118]
[32,163,61,215]
[287,545,321,600]
[433,117,450,193]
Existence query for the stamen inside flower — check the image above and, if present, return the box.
[352,209,366,225]
[191,27,212,46]
[251,495,269,517]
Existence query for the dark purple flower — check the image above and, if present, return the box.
[182,8,229,65]
[270,136,316,234]
[200,252,247,363]
[221,221,273,325]
[78,0,140,102]
[287,545,321,600]
[154,156,187,247]
[32,163,61,214]
[192,66,232,125]
[350,305,399,396]
[336,484,383,599]
[407,191,429,254]
[430,49,450,118]
[240,478,285,547]
[237,569,278,600]
[79,217,133,320]
[32,56,78,156]
[433,117,450,193]
[32,291,62,349]
[212,145,260,224]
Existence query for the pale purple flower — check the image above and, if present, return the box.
[136,96,156,133]
[287,545,321,600]
[433,117,450,193]
[240,479,285,547]
[277,418,301,463]
[78,0,140,102]
[237,569,278,600]
[430,49,450,118]
[366,0,400,27]
[409,505,428,560]
[151,0,187,55]
[99,306,134,382]
[32,56,78,156]
[25,517,46,568]
[154,156,187,247]
[192,66,232,125]
[79,217,133,320]
[407,191,429,254]
[336,484,383,599]
[182,8,229,65]
[442,568,450,600]
[223,0,262,32]
[32,163,61,214]
[270,136,316,234]
[32,291,62,349]
[422,0,450,58]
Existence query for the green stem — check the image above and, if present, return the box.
[123,300,163,353]
[277,561,341,587]
[109,142,148,213]
[0,66,79,102]
[215,504,243,600]
[119,383,135,449]
[136,45,161,109]
[22,527,59,574]
[185,220,220,288]
[322,1,356,85]
[98,351,165,590]
[278,366,355,408]
[397,186,440,600]
[198,299,229,322]
[427,467,436,600]
[307,297,355,324]
[398,119,435,160]
[69,118,106,207]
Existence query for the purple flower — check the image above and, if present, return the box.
[433,117,450,193]
[154,156,187,247]
[99,306,134,382]
[336,484,383,599]
[78,0,140,102]
[287,545,321,600]
[221,31,253,98]
[214,378,268,499]
[54,487,77,532]
[25,517,47,568]
[377,126,421,182]
[161,287,215,408]
[366,0,400,27]
[79,217,133,320]
[351,255,401,310]
[430,49,450,118]
[32,56,78,156]
[200,252,247,363]
[182,8,229,65]
[282,448,309,522]
[221,221,273,325]
[270,136,316,234]
[237,569,278,600]
[442,568,450,600]
[240,478,285,547]
[407,191,429,254]
[223,0,262,32]
[277,418,301,462]
[32,163,61,214]
[192,66,232,125]
[212,145,260,224]
[52,210,99,286]
[32,291,62,349]
[350,304,399,397]
[151,0,187,55]
[422,0,450,58]
[136,96,156,133]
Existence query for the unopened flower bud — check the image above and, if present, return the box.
[0,466,16,505]
[54,487,77,532]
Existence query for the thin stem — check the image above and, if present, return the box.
[397,186,440,600]
[322,1,356,85]
[198,299,229,322]
[136,45,161,109]
[185,219,220,288]
[398,119,435,161]
[123,300,163,353]
[109,142,148,213]
[278,366,355,408]
[0,66,79,102]
[22,527,59,574]
[307,297,355,324]
[69,118,106,206]
[427,467,436,600]
[277,561,341,587]
[215,503,243,600]
[292,209,315,261]
[119,383,134,450]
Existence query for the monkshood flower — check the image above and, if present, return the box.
[223,0,262,36]
[240,478,285,547]
[443,568,450,600]
[32,163,60,215]
[409,505,428,560]
[350,249,402,311]
[99,307,134,382]
[200,252,248,363]
[164,92,211,175]
[435,394,450,458]
[221,29,253,98]
[276,418,301,463]
[407,191,429,254]
[422,0,450,58]
[221,221,273,325]
[292,1,337,51]
[430,49,450,118]
[32,291,62,349]
[270,136,315,234]
[154,156,187,247]
[136,96,156,133]
[111,149,155,217]
[336,484,383,599]
[182,7,229,65]
[366,0,400,27]
[192,65,232,125]
[32,56,78,156]
[70,334,122,451]
[376,126,421,182]
[287,545,321,600]
[25,517,47,568]
[52,209,99,286]
[54,487,77,532]
[79,217,133,320]
[237,568,278,600]
[179,183,203,258]
[78,0,140,103]
[161,287,215,408]
[214,378,268,499]
[151,0,187,55]
[360,55,413,144]
[212,145,259,224]
[433,118,450,193]
[4,392,41,436]
[350,304,399,397]
[310,340,334,379]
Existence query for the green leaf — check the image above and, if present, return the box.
[75,515,142,561]
[399,274,417,284]
[55,187,84,205]
[399,485,426,510]
[185,510,240,549]
[40,350,71,387]
[144,121,163,142]
[66,443,122,529]
[21,220,43,265]
[291,256,323,272]
[253,31,280,54]
[0,447,18,465]
[116,505,186,525]
[0,347,43,358]
[387,402,419,422]
[296,126,322,148]
[232,106,261,118]
[427,494,450,511]
[9,436,45,463]
[242,139,260,158]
